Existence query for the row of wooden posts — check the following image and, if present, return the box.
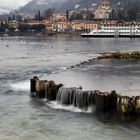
[30,76,140,115]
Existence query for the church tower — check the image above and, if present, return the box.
[94,0,112,19]
[102,0,110,8]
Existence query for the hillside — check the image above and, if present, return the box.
[18,0,100,14]
[18,0,131,14]
[19,0,68,14]
[1,0,140,21]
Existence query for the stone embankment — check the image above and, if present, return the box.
[30,76,140,116]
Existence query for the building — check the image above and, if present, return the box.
[43,20,70,32]
[44,20,98,32]
[71,20,98,31]
[8,20,19,29]
[94,0,112,19]
[53,12,67,21]
[57,20,71,32]
[44,20,56,31]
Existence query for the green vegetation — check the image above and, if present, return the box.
[99,51,140,59]
[18,24,46,32]
[116,0,140,21]
[0,21,16,32]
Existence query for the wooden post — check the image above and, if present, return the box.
[30,79,36,93]
[30,76,39,93]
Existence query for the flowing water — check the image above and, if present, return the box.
[0,35,140,140]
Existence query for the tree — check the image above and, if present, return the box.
[18,24,46,32]
[8,16,12,21]
[70,12,83,20]
[0,26,5,32]
[109,9,117,20]
[8,26,16,32]
[35,14,38,20]
[32,24,46,31]
[16,15,22,22]
[18,24,31,32]
[76,13,83,20]
[86,12,94,20]
[66,10,69,20]
[38,10,41,20]
[128,8,137,21]
[44,8,53,20]
[0,19,4,26]
[13,15,16,20]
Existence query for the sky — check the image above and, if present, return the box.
[0,0,32,9]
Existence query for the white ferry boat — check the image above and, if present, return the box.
[81,24,140,38]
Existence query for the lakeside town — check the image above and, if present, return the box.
[1,0,140,35]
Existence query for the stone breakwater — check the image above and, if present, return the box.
[98,51,140,59]
[30,76,140,116]
[61,51,140,70]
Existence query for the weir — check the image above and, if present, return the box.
[30,76,140,115]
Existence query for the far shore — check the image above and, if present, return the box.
[0,31,82,37]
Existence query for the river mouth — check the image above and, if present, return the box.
[0,36,140,140]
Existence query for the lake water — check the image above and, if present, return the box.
[0,35,140,140]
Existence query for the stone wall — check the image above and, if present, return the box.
[30,76,140,115]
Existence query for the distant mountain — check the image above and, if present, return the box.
[18,0,68,14]
[18,0,101,15]
[18,0,127,14]
[57,0,99,11]
[1,0,140,20]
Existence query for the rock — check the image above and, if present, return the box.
[71,66,75,68]
[30,77,63,100]
[36,80,48,98]
[98,51,140,60]
[135,96,140,114]
[45,81,63,100]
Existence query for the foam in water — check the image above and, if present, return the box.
[9,80,30,91]
[47,101,93,113]
[46,87,96,113]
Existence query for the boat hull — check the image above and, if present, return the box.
[81,34,140,38]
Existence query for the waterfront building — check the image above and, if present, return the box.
[26,20,46,25]
[57,20,71,32]
[44,20,70,32]
[71,20,98,31]
[45,20,56,31]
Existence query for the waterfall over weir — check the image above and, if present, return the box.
[30,76,140,115]
[56,87,95,111]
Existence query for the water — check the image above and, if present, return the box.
[0,35,140,140]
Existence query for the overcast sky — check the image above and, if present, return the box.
[0,0,32,9]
